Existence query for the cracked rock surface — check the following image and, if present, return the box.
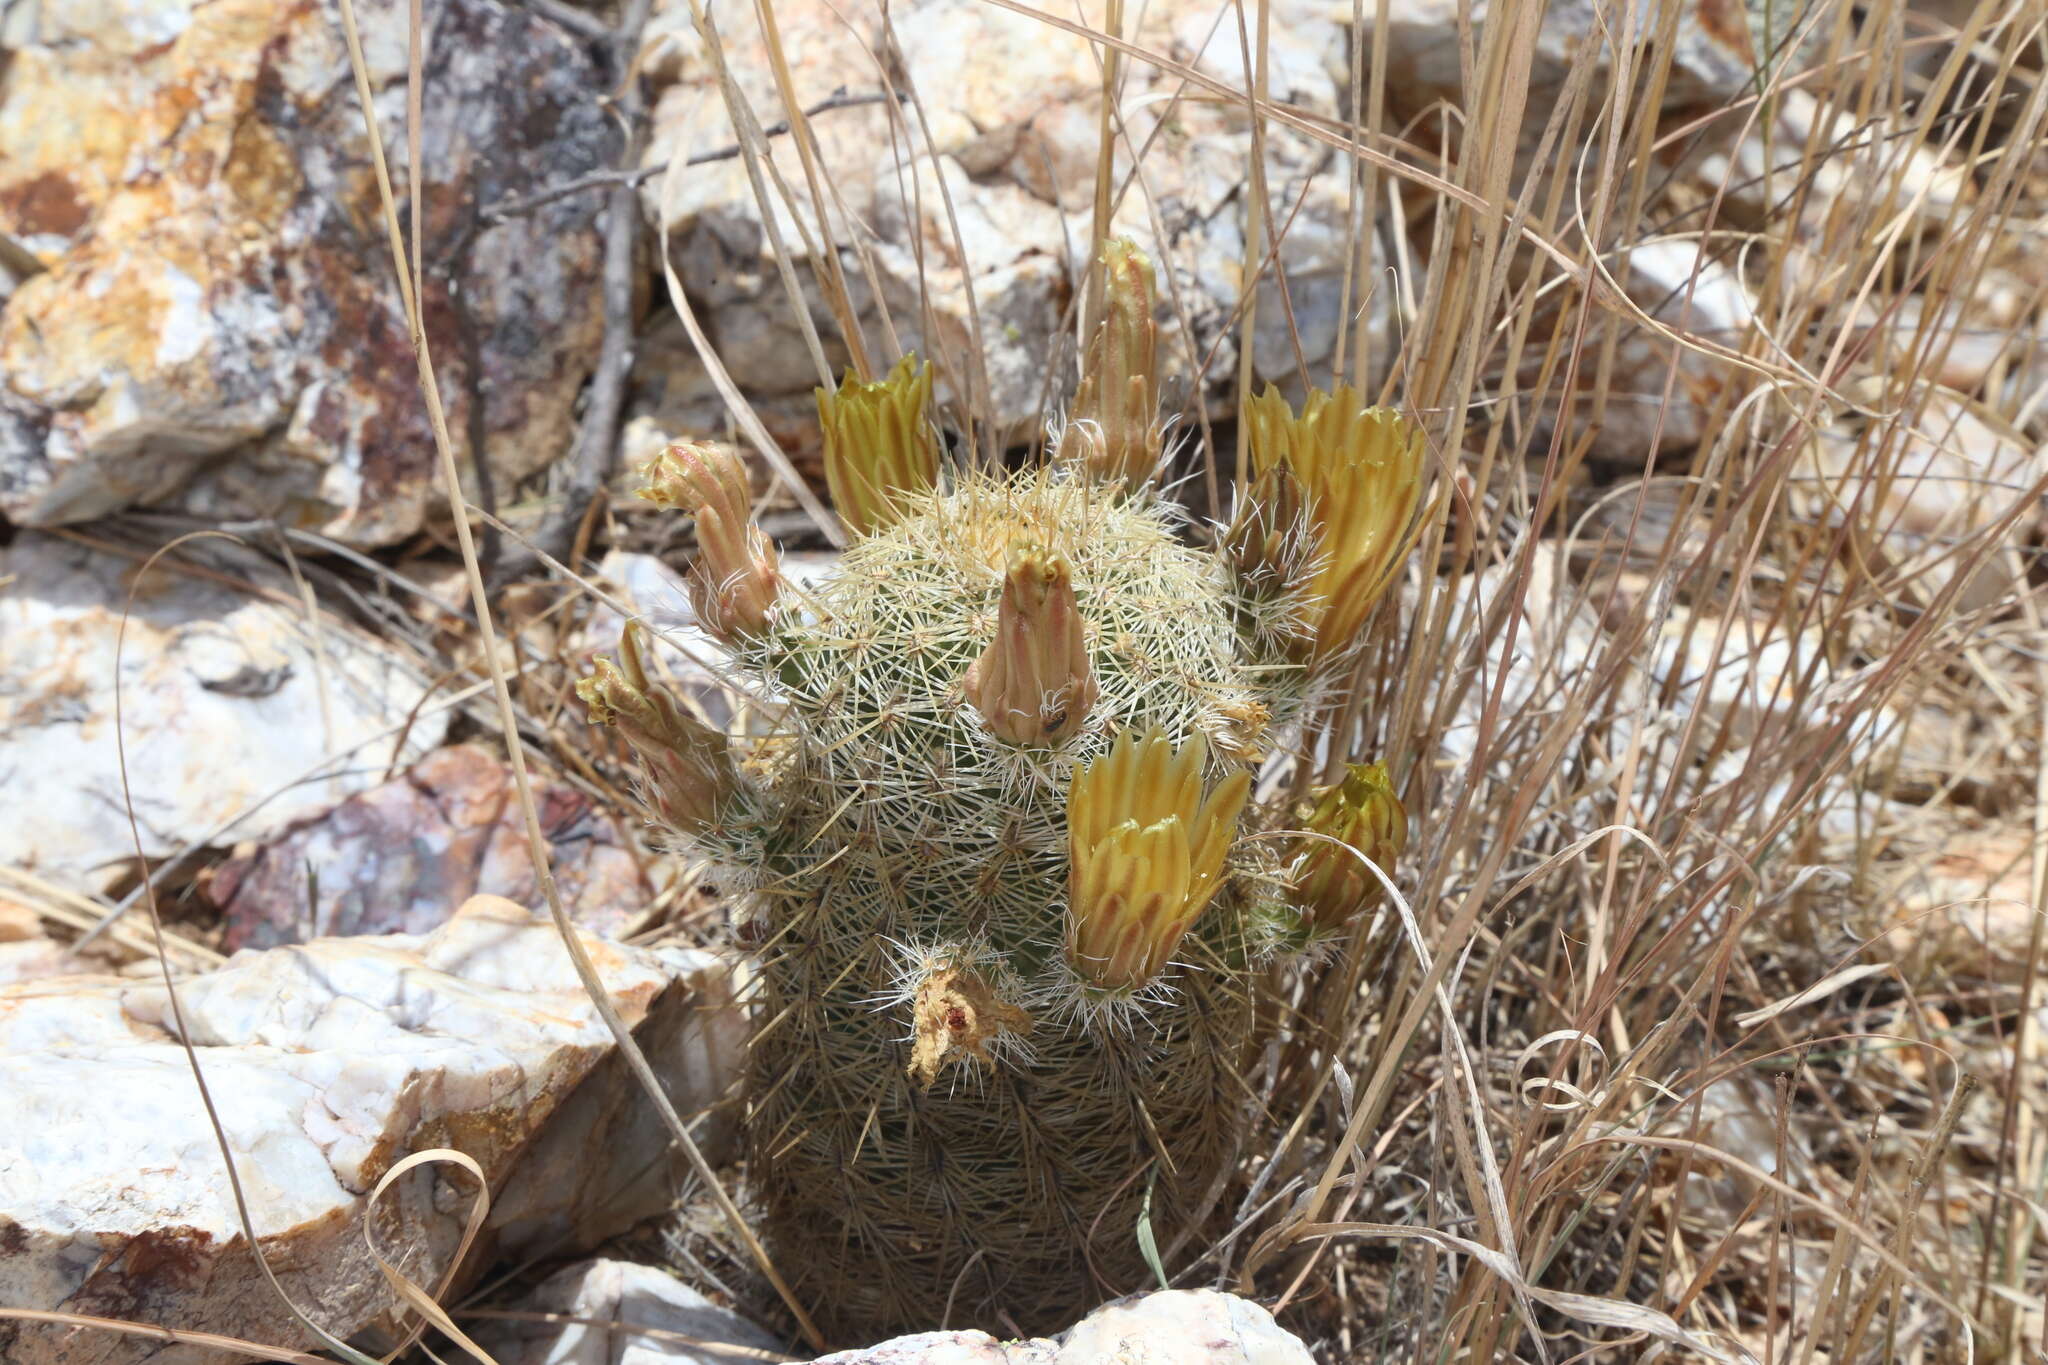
[0,895,746,1365]
[0,531,450,893]
[0,0,611,546]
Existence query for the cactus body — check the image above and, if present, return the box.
[585,243,1427,1343]
[730,472,1287,1338]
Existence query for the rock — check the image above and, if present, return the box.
[1520,239,1756,460]
[486,943,749,1269]
[638,0,1393,447]
[1365,0,1771,127]
[475,1280,1311,1365]
[472,1259,785,1365]
[0,938,77,988]
[1860,292,2042,397]
[1693,88,1972,237]
[1438,555,1606,773]
[1050,1290,1313,1364]
[625,318,833,492]
[0,531,449,893]
[0,0,611,546]
[813,1333,1053,1365]
[202,744,652,951]
[639,0,873,399]
[1884,821,2040,984]
[806,1290,1310,1364]
[1796,380,2045,612]
[1647,612,1831,750]
[1678,1078,1811,1221]
[0,895,746,1365]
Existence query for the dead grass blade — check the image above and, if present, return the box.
[366,1149,498,1365]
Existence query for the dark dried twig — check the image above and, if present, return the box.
[516,0,611,42]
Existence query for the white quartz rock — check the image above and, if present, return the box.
[473,1259,787,1365]
[1049,1291,1313,1364]
[0,895,745,1365]
[806,1290,1310,1364]
[0,532,448,893]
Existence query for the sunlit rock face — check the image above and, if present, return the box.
[0,896,747,1365]
[0,0,613,547]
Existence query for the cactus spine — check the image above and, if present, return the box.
[585,241,1424,1341]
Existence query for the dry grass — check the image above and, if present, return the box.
[22,0,2048,1360]
[635,0,2048,1357]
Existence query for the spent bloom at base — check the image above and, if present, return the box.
[816,353,940,535]
[1243,385,1426,660]
[1066,728,1251,991]
[577,623,736,834]
[1291,761,1407,931]
[1057,238,1163,487]
[965,546,1098,746]
[636,442,780,643]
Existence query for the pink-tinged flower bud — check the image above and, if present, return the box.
[1066,728,1251,992]
[1057,238,1163,487]
[577,623,736,834]
[636,442,781,643]
[1291,762,1407,931]
[815,354,940,536]
[964,547,1098,746]
[1243,386,1426,660]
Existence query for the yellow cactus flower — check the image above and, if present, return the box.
[965,546,1098,746]
[578,623,736,833]
[1291,762,1407,931]
[1242,386,1426,660]
[1066,728,1251,991]
[636,442,781,643]
[816,353,940,536]
[1058,238,1164,487]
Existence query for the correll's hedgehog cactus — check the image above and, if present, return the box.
[582,241,1426,1341]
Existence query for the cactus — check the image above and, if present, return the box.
[584,241,1426,1341]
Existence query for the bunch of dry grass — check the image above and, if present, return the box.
[646,0,2047,1357]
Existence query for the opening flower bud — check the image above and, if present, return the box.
[1057,238,1163,487]
[964,546,1098,746]
[636,442,781,643]
[577,623,737,834]
[1243,386,1426,660]
[1290,762,1407,931]
[816,354,940,536]
[1220,458,1321,653]
[1066,728,1251,992]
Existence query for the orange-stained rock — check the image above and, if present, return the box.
[0,0,612,546]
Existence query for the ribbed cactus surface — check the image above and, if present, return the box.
[741,472,1282,1335]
